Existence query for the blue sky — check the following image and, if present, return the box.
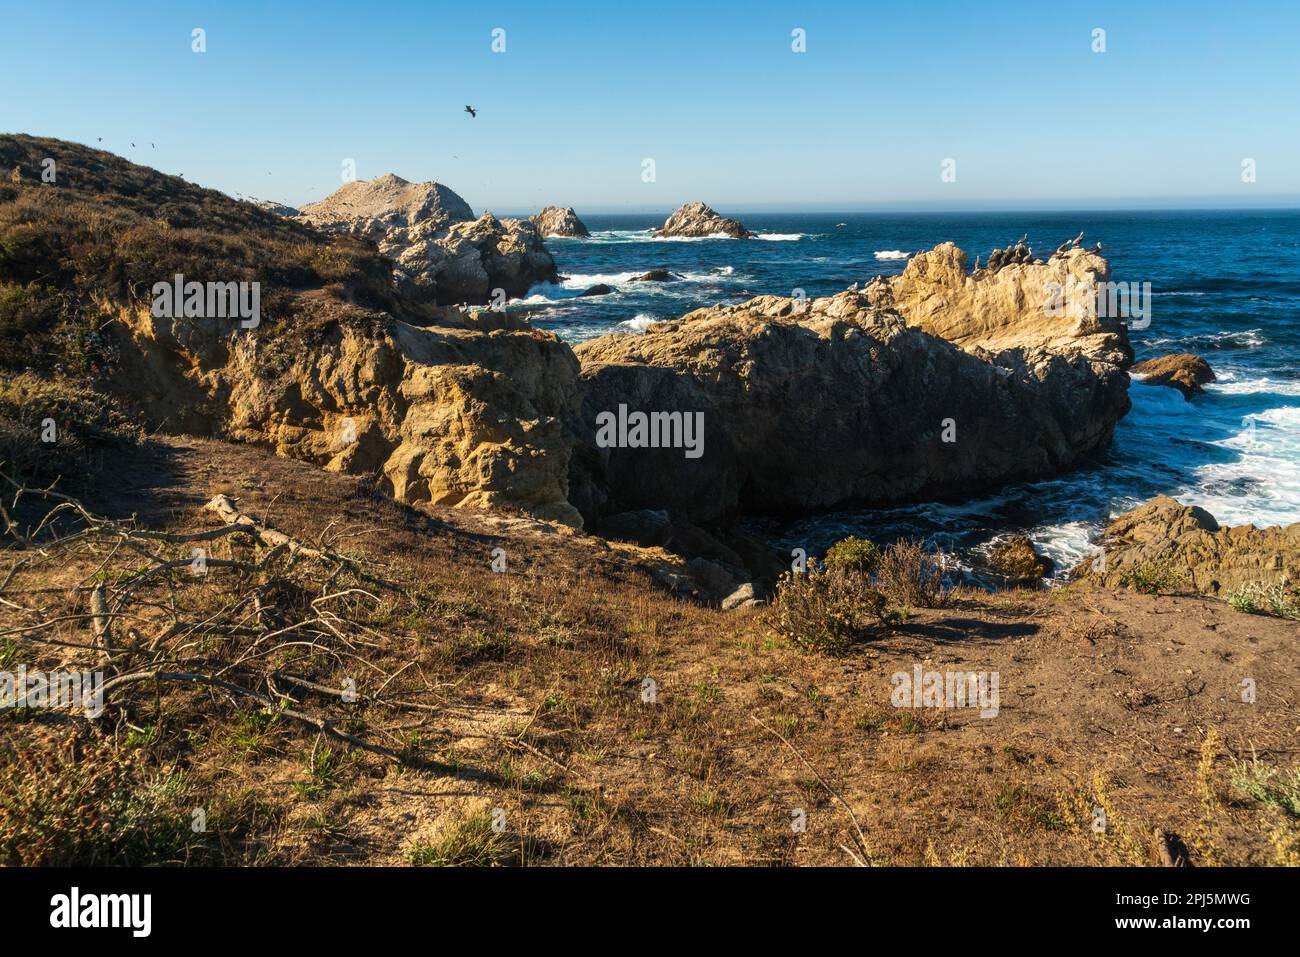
[3,0,1298,212]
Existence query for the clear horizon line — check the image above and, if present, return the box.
[487,197,1300,217]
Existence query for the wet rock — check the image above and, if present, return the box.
[1131,353,1216,399]
[990,536,1055,582]
[630,269,680,283]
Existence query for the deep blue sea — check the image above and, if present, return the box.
[512,210,1300,580]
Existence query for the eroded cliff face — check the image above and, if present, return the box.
[112,297,584,527]
[572,264,1132,523]
[103,237,1134,541]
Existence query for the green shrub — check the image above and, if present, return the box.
[823,536,880,575]
[1118,559,1186,595]
[770,566,900,655]
[1232,752,1300,817]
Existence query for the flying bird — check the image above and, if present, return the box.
[464,105,477,118]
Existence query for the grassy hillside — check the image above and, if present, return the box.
[0,134,400,378]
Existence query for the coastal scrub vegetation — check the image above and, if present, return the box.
[770,536,951,654]
[0,372,138,491]
[769,565,899,654]
[1117,558,1188,595]
[1226,580,1300,620]
[0,134,404,380]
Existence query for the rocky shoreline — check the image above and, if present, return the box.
[1,135,1293,613]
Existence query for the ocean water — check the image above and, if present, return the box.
[513,210,1300,580]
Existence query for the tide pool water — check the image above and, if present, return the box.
[513,209,1300,579]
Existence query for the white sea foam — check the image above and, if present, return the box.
[873,249,911,261]
[984,522,1100,580]
[755,233,805,241]
[1144,328,1266,349]
[1182,405,1300,527]
[507,287,568,306]
[617,314,660,334]
[584,229,657,244]
[558,271,644,288]
[647,232,741,242]
[1205,374,1300,397]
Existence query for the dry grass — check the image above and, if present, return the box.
[1,436,1297,866]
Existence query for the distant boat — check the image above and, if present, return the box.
[835,222,847,228]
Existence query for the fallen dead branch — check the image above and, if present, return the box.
[0,480,434,768]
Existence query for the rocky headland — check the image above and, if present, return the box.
[297,173,557,305]
[574,241,1132,529]
[3,134,1293,611]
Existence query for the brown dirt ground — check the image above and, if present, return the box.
[2,435,1297,866]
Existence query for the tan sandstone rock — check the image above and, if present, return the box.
[1076,495,1300,597]
[572,245,1132,524]
[989,536,1055,582]
[1130,354,1216,399]
[864,241,1131,363]
[113,296,584,527]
